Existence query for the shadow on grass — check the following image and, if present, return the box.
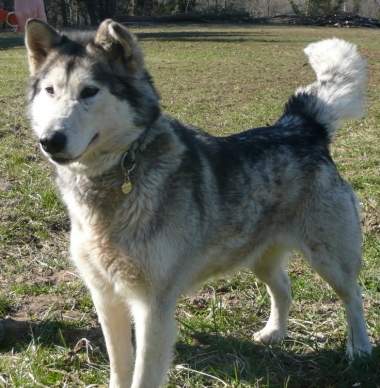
[174,330,380,387]
[0,34,24,50]
[136,30,282,43]
[0,30,282,51]
[0,29,281,48]
[0,318,104,351]
[2,319,379,387]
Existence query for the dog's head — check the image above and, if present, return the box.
[25,19,160,169]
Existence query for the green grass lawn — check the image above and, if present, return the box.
[0,24,379,387]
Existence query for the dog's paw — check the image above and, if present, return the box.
[346,340,372,360]
[253,327,286,344]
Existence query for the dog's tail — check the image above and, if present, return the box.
[280,38,366,140]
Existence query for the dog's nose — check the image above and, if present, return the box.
[40,132,67,154]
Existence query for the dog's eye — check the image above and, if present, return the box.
[45,86,54,95]
[80,87,99,99]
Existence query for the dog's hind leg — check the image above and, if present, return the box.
[129,294,177,388]
[251,246,292,344]
[301,191,372,358]
[304,246,372,358]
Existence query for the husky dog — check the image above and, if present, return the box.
[25,19,372,387]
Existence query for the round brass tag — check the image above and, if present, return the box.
[122,181,132,194]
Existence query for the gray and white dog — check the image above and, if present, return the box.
[25,19,372,388]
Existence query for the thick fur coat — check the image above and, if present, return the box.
[25,19,372,388]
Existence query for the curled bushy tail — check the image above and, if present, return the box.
[281,38,367,139]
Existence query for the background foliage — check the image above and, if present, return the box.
[0,0,379,26]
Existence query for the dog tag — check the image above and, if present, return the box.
[122,181,132,194]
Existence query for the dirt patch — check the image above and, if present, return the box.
[0,257,103,348]
[1,284,103,348]
[0,177,13,192]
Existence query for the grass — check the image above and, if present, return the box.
[0,24,379,387]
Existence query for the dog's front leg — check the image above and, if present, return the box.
[71,229,135,387]
[87,284,134,388]
[68,261,133,388]
[129,296,177,388]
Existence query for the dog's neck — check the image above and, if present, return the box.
[120,125,151,195]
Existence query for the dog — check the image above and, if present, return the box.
[25,19,372,388]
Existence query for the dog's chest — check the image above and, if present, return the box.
[65,188,149,286]
[58,169,124,216]
[59,169,153,247]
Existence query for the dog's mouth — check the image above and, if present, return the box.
[51,156,75,165]
[50,133,99,165]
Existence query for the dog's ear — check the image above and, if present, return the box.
[93,19,144,76]
[25,19,62,76]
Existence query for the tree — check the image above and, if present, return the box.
[289,0,345,15]
[309,0,345,14]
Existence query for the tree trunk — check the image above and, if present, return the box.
[60,0,68,26]
[82,0,98,25]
